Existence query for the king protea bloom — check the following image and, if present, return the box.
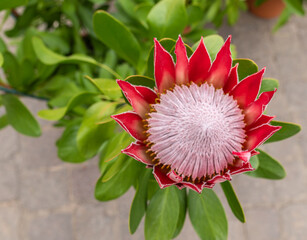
[111,36,281,193]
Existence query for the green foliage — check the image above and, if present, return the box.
[221,181,245,223]
[245,149,286,180]
[260,78,279,94]
[147,0,187,40]
[95,157,141,201]
[93,10,141,68]
[129,169,151,234]
[188,189,228,240]
[233,59,258,81]
[56,121,87,163]
[0,0,27,10]
[2,94,41,137]
[265,121,301,143]
[145,186,180,240]
[0,0,302,239]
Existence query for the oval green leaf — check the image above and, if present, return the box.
[265,121,301,143]
[259,78,279,95]
[93,10,141,67]
[77,101,117,159]
[220,181,245,223]
[145,186,180,240]
[86,76,122,100]
[95,157,141,201]
[56,123,87,163]
[147,0,187,39]
[38,92,95,121]
[172,189,187,238]
[188,189,228,240]
[129,169,151,234]
[245,149,286,180]
[2,94,41,137]
[283,0,305,16]
[233,58,258,81]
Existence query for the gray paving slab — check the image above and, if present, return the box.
[26,213,73,240]
[1,6,307,240]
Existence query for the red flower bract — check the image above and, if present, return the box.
[111,36,281,193]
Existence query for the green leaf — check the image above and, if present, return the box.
[187,5,204,25]
[38,92,95,121]
[203,35,225,61]
[245,149,286,180]
[77,101,117,159]
[2,52,21,88]
[188,189,228,240]
[0,115,8,130]
[265,121,301,143]
[86,77,122,100]
[100,131,133,163]
[2,94,41,137]
[172,189,187,238]
[147,0,187,40]
[283,0,304,16]
[250,155,259,170]
[32,37,96,65]
[125,75,156,89]
[259,78,279,95]
[220,181,245,223]
[0,0,27,10]
[273,8,292,32]
[145,186,180,240]
[233,58,258,81]
[93,10,141,67]
[95,157,141,201]
[101,154,127,182]
[32,37,121,79]
[0,52,3,67]
[129,169,151,234]
[56,123,87,163]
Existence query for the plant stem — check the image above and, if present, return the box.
[0,86,49,101]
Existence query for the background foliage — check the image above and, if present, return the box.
[0,0,303,239]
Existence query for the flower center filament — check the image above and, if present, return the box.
[146,83,246,180]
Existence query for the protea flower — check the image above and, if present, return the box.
[111,36,281,193]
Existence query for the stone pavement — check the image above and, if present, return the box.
[1,10,307,240]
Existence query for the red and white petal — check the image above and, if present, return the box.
[245,124,281,151]
[135,86,157,104]
[248,115,275,130]
[188,37,211,84]
[244,90,276,126]
[207,36,232,89]
[233,151,251,162]
[230,68,265,109]
[122,142,154,165]
[154,39,176,92]
[175,35,189,85]
[167,170,183,183]
[206,172,232,185]
[153,166,176,189]
[229,161,254,175]
[223,64,238,93]
[117,80,151,119]
[182,182,204,193]
[111,112,146,141]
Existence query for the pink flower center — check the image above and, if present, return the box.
[147,83,246,180]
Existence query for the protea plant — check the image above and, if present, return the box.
[111,36,280,193]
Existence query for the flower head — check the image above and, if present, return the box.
[111,36,281,193]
